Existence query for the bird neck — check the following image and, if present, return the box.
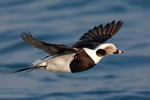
[83,48,103,64]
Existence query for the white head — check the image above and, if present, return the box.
[95,43,123,57]
[83,43,123,64]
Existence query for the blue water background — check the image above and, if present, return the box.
[0,0,150,100]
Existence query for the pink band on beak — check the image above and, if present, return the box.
[118,50,123,54]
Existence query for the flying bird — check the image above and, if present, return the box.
[14,20,123,73]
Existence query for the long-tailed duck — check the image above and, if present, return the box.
[14,20,123,73]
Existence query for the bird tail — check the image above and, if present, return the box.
[12,59,47,73]
[12,65,46,73]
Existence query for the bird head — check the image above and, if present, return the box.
[95,43,123,57]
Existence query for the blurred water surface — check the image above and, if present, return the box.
[0,0,150,100]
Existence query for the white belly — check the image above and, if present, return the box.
[45,53,76,73]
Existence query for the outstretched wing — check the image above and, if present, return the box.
[21,32,78,55]
[72,20,123,49]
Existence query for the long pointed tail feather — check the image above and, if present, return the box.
[11,66,46,73]
[10,59,47,73]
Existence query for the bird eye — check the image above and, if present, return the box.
[96,49,106,56]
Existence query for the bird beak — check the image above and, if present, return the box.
[113,49,123,54]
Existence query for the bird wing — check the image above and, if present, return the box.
[72,20,123,49]
[21,32,78,55]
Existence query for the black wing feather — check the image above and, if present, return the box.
[21,32,78,55]
[72,20,123,49]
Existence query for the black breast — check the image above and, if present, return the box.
[70,50,96,73]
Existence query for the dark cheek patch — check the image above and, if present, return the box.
[96,49,106,56]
